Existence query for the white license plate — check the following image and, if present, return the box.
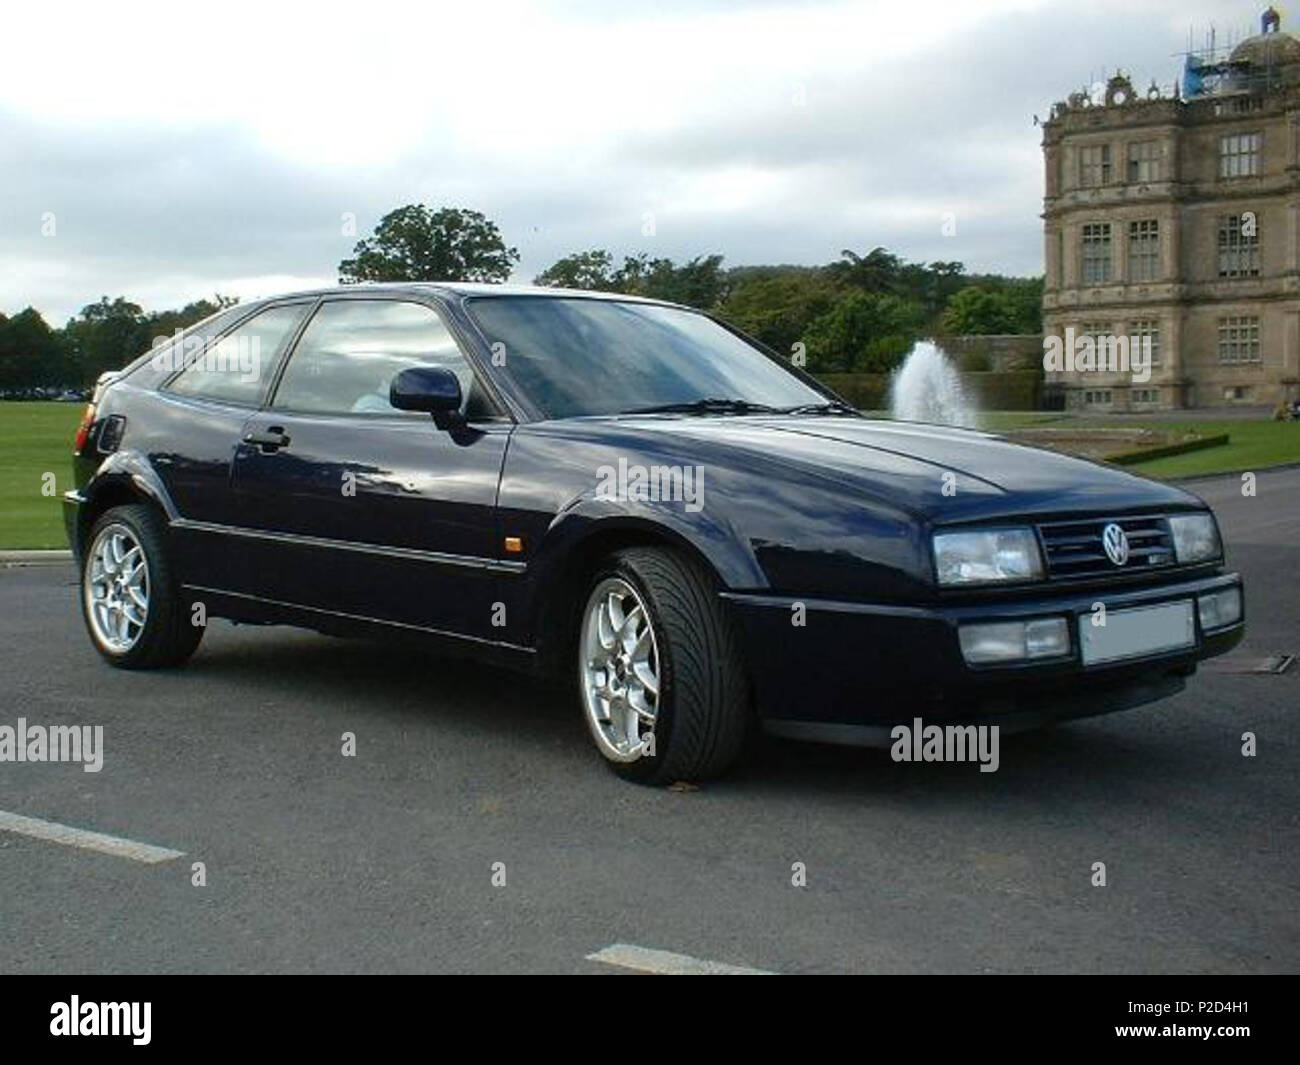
[1079,600,1196,665]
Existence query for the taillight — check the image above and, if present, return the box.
[73,403,95,454]
[97,415,126,454]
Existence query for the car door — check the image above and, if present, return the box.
[228,296,512,640]
[151,300,315,590]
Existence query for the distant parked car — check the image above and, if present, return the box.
[63,284,1245,782]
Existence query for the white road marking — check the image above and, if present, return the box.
[0,810,184,864]
[587,943,775,975]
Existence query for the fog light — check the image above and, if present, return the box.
[959,617,1070,665]
[1198,587,1242,631]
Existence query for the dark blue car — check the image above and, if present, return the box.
[65,284,1244,782]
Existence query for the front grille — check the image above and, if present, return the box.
[1037,514,1175,579]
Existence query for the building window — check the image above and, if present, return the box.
[1084,389,1113,405]
[1132,388,1160,404]
[1128,219,1160,281]
[1217,317,1261,364]
[1081,223,1112,284]
[1217,214,1260,278]
[1130,320,1161,366]
[1079,320,1111,338]
[1127,141,1161,183]
[1079,144,1111,187]
[1219,132,1261,178]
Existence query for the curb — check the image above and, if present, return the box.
[0,550,74,566]
[1171,460,1300,484]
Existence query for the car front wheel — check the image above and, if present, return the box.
[81,503,203,669]
[578,547,750,784]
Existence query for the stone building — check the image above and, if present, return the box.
[1041,7,1300,411]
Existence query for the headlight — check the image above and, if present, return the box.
[933,528,1044,586]
[1169,513,1222,564]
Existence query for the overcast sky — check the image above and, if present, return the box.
[0,0,1251,323]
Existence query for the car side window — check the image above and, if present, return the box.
[167,304,309,405]
[271,300,490,417]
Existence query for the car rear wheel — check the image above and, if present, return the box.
[578,547,750,784]
[81,503,203,669]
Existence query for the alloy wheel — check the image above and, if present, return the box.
[580,576,661,762]
[85,523,150,653]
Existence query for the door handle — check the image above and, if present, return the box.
[243,427,291,452]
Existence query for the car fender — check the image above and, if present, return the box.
[536,489,768,592]
[82,450,180,523]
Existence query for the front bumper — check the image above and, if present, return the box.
[723,571,1244,743]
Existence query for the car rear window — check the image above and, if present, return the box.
[117,306,246,390]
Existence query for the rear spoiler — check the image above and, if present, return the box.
[90,370,119,404]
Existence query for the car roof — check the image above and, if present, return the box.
[250,281,672,307]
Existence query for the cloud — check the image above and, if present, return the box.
[0,0,1258,321]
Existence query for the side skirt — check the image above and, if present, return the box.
[181,584,539,673]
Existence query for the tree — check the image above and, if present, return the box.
[830,247,904,293]
[939,286,1022,335]
[716,269,839,356]
[339,205,519,284]
[144,295,239,349]
[534,249,616,290]
[62,297,149,385]
[804,292,923,373]
[534,250,729,309]
[999,276,1044,333]
[0,308,68,390]
[915,260,967,321]
[826,251,984,327]
[653,254,728,309]
[613,253,727,309]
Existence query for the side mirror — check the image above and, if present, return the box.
[390,367,464,430]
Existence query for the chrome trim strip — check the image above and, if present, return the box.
[170,518,526,574]
[181,583,535,653]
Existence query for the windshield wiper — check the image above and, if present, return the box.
[621,398,781,416]
[777,400,859,416]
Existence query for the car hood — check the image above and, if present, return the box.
[611,415,1202,523]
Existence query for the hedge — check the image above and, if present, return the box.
[1108,434,1230,466]
[815,369,1042,411]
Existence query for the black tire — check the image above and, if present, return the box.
[80,503,203,669]
[578,546,751,784]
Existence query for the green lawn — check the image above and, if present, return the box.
[0,401,82,548]
[0,401,1296,549]
[871,410,1298,478]
[975,411,1072,432]
[1081,418,1300,478]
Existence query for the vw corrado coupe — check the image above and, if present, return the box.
[66,284,1245,782]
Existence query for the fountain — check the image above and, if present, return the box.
[889,340,976,428]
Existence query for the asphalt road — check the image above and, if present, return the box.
[1,470,1297,974]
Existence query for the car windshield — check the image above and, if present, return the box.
[465,296,827,419]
